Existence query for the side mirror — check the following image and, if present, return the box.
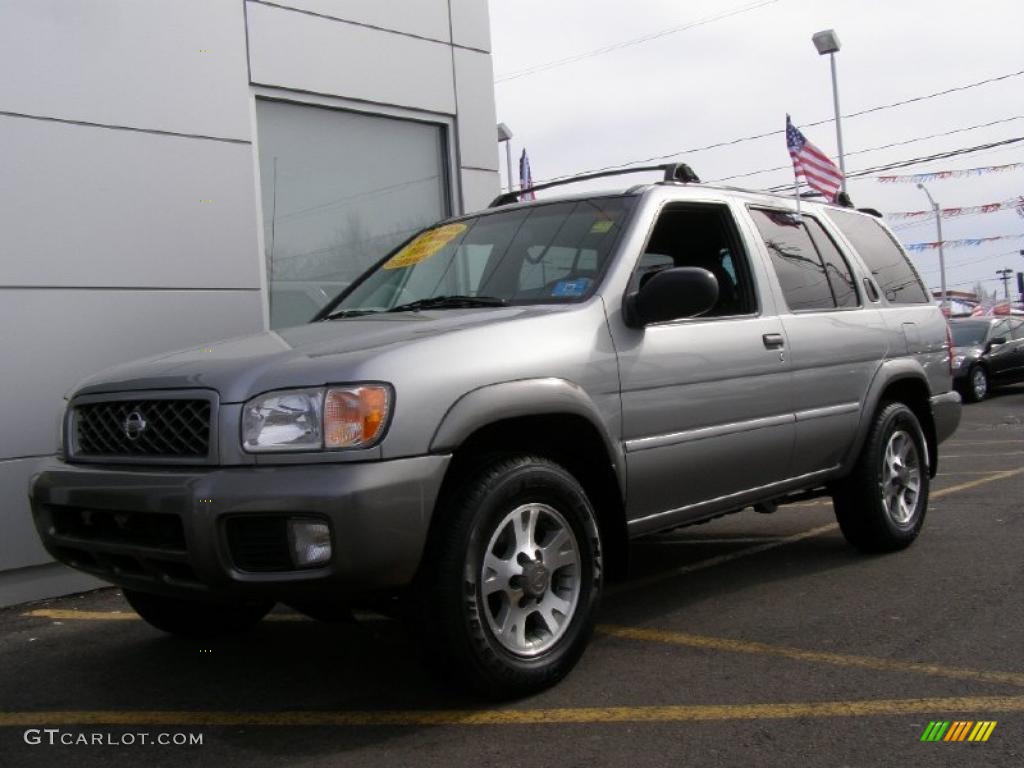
[624,267,718,327]
[986,336,1007,351]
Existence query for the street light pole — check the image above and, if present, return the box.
[917,182,948,311]
[812,29,846,194]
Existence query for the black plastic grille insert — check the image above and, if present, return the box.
[74,399,211,458]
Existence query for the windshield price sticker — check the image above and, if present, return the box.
[383,223,467,270]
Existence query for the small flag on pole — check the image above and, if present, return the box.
[786,115,844,202]
[519,149,536,200]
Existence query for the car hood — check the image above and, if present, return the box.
[72,306,569,403]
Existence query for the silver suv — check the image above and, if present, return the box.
[30,165,961,698]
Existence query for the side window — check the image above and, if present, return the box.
[826,209,930,303]
[749,208,834,311]
[991,319,1011,340]
[804,218,859,307]
[633,204,756,317]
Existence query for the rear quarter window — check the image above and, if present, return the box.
[825,209,930,304]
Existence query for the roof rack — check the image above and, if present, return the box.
[489,163,700,208]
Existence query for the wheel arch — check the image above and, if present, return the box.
[845,363,938,478]
[428,379,629,580]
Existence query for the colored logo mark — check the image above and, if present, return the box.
[920,721,997,742]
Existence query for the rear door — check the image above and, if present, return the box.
[746,207,888,477]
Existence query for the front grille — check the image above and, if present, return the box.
[51,506,186,551]
[226,517,293,572]
[74,399,211,459]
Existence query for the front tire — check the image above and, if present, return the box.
[411,455,603,699]
[832,402,929,553]
[123,589,273,637]
[963,365,988,403]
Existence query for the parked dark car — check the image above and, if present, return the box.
[950,316,1024,401]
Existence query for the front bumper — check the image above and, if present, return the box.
[29,455,450,602]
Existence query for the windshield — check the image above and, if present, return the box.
[951,322,989,347]
[323,196,635,317]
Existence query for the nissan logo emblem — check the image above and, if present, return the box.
[123,410,147,440]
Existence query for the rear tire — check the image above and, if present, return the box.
[832,402,929,553]
[123,589,273,637]
[410,455,603,699]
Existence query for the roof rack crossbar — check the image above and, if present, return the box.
[489,162,700,207]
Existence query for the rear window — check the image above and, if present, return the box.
[825,209,930,303]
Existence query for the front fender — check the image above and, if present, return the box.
[429,378,626,495]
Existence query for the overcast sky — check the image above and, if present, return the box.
[489,0,1024,297]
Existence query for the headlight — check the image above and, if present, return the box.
[952,355,966,369]
[242,385,391,453]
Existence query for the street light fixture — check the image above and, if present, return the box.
[497,123,514,193]
[917,182,948,311]
[812,29,846,194]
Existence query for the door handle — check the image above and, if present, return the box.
[762,333,785,349]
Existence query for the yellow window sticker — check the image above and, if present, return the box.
[383,223,467,270]
[590,219,614,234]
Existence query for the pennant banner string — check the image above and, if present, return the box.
[902,232,1024,252]
[886,196,1024,222]
[876,162,1024,183]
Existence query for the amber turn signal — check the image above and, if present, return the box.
[324,385,391,448]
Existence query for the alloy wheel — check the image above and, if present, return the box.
[880,429,922,525]
[480,503,581,657]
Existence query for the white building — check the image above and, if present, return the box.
[0,0,499,606]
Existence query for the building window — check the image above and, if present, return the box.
[255,99,450,328]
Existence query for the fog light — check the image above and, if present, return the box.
[287,519,332,568]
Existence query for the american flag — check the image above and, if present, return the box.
[786,115,844,201]
[519,149,536,200]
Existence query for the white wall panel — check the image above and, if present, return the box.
[0,116,262,289]
[0,0,251,140]
[260,0,452,43]
[0,560,105,609]
[450,0,492,51]
[0,288,264,460]
[454,48,499,171]
[460,167,500,213]
[247,2,456,115]
[0,458,54,571]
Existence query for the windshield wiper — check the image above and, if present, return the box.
[323,309,383,320]
[386,295,510,312]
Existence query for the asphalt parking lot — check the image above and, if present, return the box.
[1,386,1022,768]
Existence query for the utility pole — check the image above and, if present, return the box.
[996,268,1013,300]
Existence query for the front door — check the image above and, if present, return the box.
[612,202,795,532]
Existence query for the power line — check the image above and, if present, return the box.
[494,0,779,84]
[530,68,1024,186]
[765,136,1024,192]
[709,115,1024,183]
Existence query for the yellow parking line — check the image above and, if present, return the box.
[600,625,1024,688]
[943,451,1024,458]
[25,471,1024,620]
[945,440,1024,445]
[615,468,1021,592]
[1,696,1023,727]
[932,468,1023,495]
[615,523,840,592]
[24,609,305,622]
